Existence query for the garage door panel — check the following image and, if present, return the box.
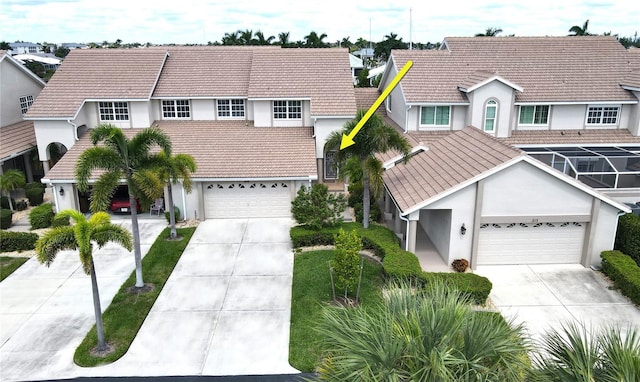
[477,222,585,265]
[204,182,292,219]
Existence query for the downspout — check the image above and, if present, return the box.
[404,105,411,133]
[399,213,410,251]
[67,119,79,141]
[51,184,60,213]
[180,180,187,221]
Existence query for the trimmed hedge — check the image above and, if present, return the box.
[291,222,492,305]
[0,231,38,252]
[615,213,640,267]
[26,187,44,206]
[601,250,640,305]
[164,206,180,223]
[51,213,71,227]
[25,182,45,190]
[0,196,16,210]
[29,203,54,229]
[0,208,13,229]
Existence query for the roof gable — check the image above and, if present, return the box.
[0,51,46,88]
[391,36,637,104]
[458,71,523,93]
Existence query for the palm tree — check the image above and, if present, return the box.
[253,31,274,45]
[0,169,26,211]
[531,322,640,381]
[221,31,241,45]
[36,210,132,351]
[239,29,254,45]
[325,110,410,228]
[75,124,170,288]
[304,31,328,48]
[277,32,290,47]
[475,27,503,37]
[569,19,591,36]
[316,280,531,380]
[156,151,196,240]
[340,36,353,49]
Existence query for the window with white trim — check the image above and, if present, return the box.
[484,100,497,132]
[420,106,450,126]
[519,105,549,125]
[99,102,129,121]
[162,100,190,119]
[273,100,302,119]
[586,106,620,125]
[217,99,245,118]
[19,95,34,114]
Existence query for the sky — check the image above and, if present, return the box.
[1,0,638,45]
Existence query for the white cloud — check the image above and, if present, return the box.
[0,0,637,44]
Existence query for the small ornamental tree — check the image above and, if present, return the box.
[331,229,362,299]
[291,184,347,230]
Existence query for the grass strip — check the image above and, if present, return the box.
[74,227,196,367]
[0,256,29,281]
[289,250,384,372]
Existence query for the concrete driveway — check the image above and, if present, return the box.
[84,218,299,377]
[475,264,640,342]
[0,219,167,382]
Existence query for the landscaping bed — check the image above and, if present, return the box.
[0,256,29,281]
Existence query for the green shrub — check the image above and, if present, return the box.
[0,231,38,252]
[601,250,640,305]
[29,203,54,229]
[25,182,45,190]
[348,182,382,224]
[614,213,640,267]
[164,206,180,223]
[332,229,362,295]
[51,213,71,227]
[0,208,12,229]
[0,196,16,210]
[26,187,44,206]
[423,272,493,305]
[291,184,347,230]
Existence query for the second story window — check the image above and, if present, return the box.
[420,106,450,126]
[273,100,302,119]
[519,105,549,125]
[19,95,34,114]
[484,100,497,133]
[586,106,620,125]
[162,100,190,119]
[99,102,129,121]
[217,99,245,118]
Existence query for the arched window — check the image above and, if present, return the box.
[484,100,497,133]
[324,149,338,180]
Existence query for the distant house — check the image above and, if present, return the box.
[0,51,46,182]
[13,53,63,71]
[375,36,639,269]
[61,43,88,50]
[8,42,43,55]
[349,54,364,84]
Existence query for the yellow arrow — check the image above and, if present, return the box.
[340,60,413,150]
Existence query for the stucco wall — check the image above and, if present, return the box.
[468,81,515,138]
[0,59,43,126]
[590,203,623,267]
[313,117,351,158]
[191,99,214,120]
[130,101,151,128]
[481,161,592,217]
[419,209,451,261]
[52,183,77,212]
[34,120,76,161]
[253,100,271,127]
[382,64,407,129]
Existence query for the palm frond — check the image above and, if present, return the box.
[364,157,384,199]
[93,224,133,251]
[87,211,111,226]
[74,147,123,191]
[89,171,122,212]
[129,127,172,158]
[35,227,77,267]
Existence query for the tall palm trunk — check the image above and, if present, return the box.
[167,182,177,239]
[129,191,144,288]
[362,167,371,229]
[89,258,106,351]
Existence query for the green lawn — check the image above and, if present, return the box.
[289,250,384,372]
[0,256,29,281]
[74,227,195,367]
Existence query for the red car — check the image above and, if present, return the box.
[109,186,141,214]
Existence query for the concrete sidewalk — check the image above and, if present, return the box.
[475,264,640,342]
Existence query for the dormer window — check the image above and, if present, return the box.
[273,100,301,119]
[420,106,450,127]
[217,99,245,118]
[484,100,497,133]
[586,105,620,125]
[162,100,190,119]
[99,102,129,121]
[519,105,549,125]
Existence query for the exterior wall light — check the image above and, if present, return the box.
[460,223,466,235]
[59,187,64,197]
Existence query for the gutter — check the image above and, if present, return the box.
[399,213,410,251]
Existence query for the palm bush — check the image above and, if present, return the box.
[316,280,531,381]
[531,322,640,381]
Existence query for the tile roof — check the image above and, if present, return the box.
[392,36,637,103]
[354,88,386,116]
[0,121,37,161]
[44,120,317,182]
[248,48,356,116]
[503,129,640,146]
[384,126,523,213]
[152,46,277,98]
[25,49,169,118]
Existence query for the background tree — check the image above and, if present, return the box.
[156,151,196,240]
[325,110,411,228]
[0,169,26,211]
[339,36,353,49]
[0,41,10,50]
[475,27,503,37]
[304,31,329,48]
[356,68,370,88]
[374,32,408,62]
[239,29,254,45]
[277,32,290,47]
[54,46,70,58]
[221,31,241,45]
[569,19,591,36]
[253,31,274,45]
[75,124,170,288]
[36,210,132,352]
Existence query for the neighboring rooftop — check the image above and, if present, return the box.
[392,36,638,104]
[384,127,524,212]
[503,129,640,146]
[0,121,37,161]
[44,120,317,182]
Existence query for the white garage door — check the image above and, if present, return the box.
[204,182,292,219]
[477,222,585,265]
